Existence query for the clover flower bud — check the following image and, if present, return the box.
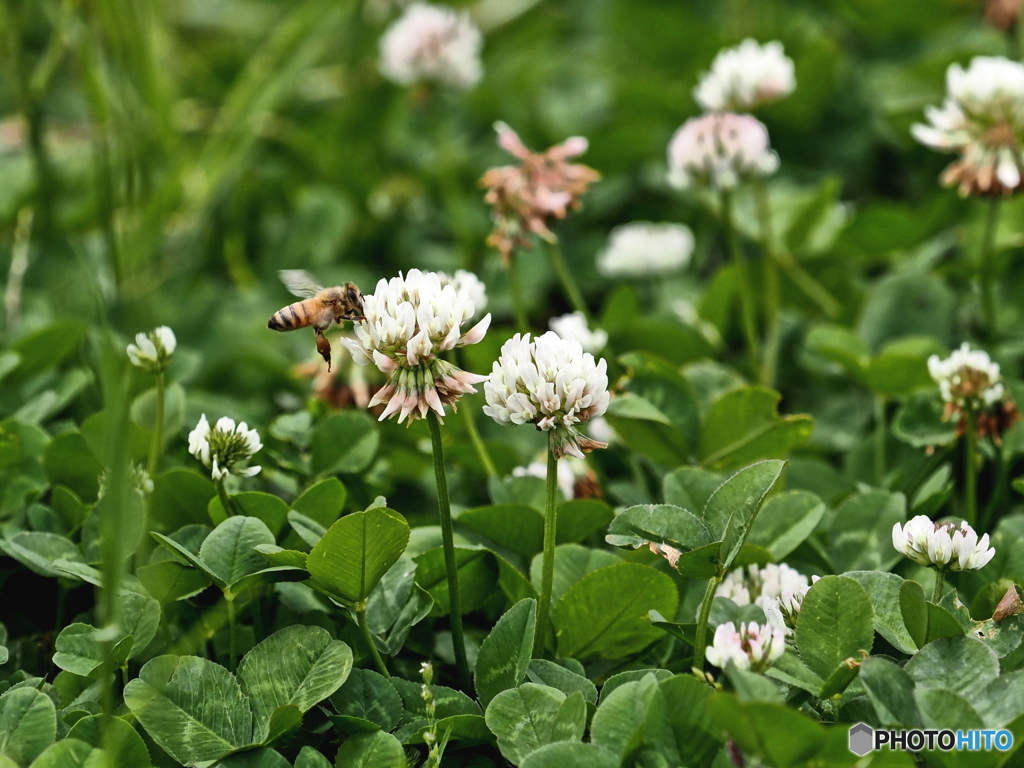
[928,343,1019,443]
[483,332,610,459]
[913,56,1024,196]
[716,563,812,610]
[127,326,176,373]
[188,414,262,481]
[378,3,482,90]
[892,515,996,572]
[694,39,796,112]
[706,621,786,673]
[548,311,607,355]
[667,112,779,191]
[438,269,488,316]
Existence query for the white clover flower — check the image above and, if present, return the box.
[512,457,579,499]
[188,414,263,481]
[706,621,786,673]
[893,515,996,572]
[98,463,154,498]
[928,343,1005,407]
[378,2,482,90]
[127,326,176,373]
[716,563,811,610]
[484,332,610,459]
[912,56,1024,196]
[596,222,695,279]
[549,311,608,355]
[667,112,779,191]
[695,39,796,112]
[340,269,490,423]
[438,269,487,317]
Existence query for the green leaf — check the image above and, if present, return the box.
[475,598,537,708]
[529,545,621,607]
[66,713,151,767]
[366,560,433,656]
[0,688,56,766]
[845,571,917,654]
[858,273,955,352]
[866,342,939,398]
[412,713,491,746]
[915,687,984,732]
[288,510,327,548]
[645,674,720,766]
[905,636,999,703]
[590,674,659,758]
[217,748,292,768]
[518,742,619,768]
[53,592,160,676]
[253,545,308,570]
[794,576,874,679]
[414,546,497,616]
[713,460,786,569]
[293,478,347,529]
[600,669,673,703]
[149,470,216,530]
[554,563,679,662]
[264,706,303,744]
[898,579,964,649]
[663,467,724,513]
[0,532,85,578]
[212,493,290,537]
[745,491,824,561]
[556,500,614,544]
[484,685,586,765]
[525,660,597,705]
[6,323,84,382]
[697,388,813,471]
[828,491,906,573]
[296,747,332,768]
[123,655,254,766]
[860,657,922,728]
[20,740,93,768]
[390,678,481,719]
[459,505,544,558]
[892,393,957,448]
[329,668,403,733]
[604,394,689,466]
[41,432,102,503]
[199,516,276,592]
[709,696,825,768]
[307,508,410,604]
[804,324,869,382]
[237,625,353,740]
[333,731,405,768]
[605,504,711,553]
[131,383,185,436]
[311,412,380,476]
[150,531,224,586]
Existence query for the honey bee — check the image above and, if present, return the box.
[268,270,365,371]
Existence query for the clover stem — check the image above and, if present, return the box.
[874,395,887,487]
[427,410,471,690]
[932,569,946,604]
[507,251,531,331]
[226,593,237,671]
[720,191,761,379]
[753,180,780,388]
[546,240,591,322]
[535,434,560,658]
[462,398,497,477]
[357,605,390,678]
[215,476,236,518]
[693,570,724,672]
[965,409,979,528]
[147,371,165,478]
[980,197,1001,340]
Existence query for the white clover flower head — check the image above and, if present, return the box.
[127,326,176,373]
[912,56,1024,196]
[549,311,608,355]
[716,563,811,610]
[340,269,490,424]
[596,222,694,279]
[892,515,996,572]
[667,112,779,191]
[928,343,1005,408]
[438,269,488,316]
[98,463,154,498]
[763,576,819,635]
[694,39,796,112]
[188,414,262,481]
[706,621,786,673]
[484,332,610,459]
[512,455,586,499]
[378,2,482,90]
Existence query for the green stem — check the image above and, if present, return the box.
[693,571,724,671]
[357,605,390,678]
[981,442,1004,532]
[507,252,530,331]
[147,372,165,478]
[461,400,497,477]
[426,410,471,690]
[535,435,559,658]
[965,410,979,528]
[932,569,945,604]
[980,197,1001,340]
[720,191,760,379]
[546,240,591,321]
[753,181,780,388]
[216,477,236,518]
[874,396,887,488]
[226,593,237,671]
[775,251,842,319]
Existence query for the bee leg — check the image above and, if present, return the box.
[315,328,332,372]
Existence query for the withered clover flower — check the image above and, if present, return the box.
[480,122,600,264]
[928,342,1020,443]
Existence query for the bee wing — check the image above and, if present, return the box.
[279,269,324,298]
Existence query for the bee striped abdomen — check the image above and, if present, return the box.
[268,300,313,331]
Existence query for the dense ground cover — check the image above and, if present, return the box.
[3,0,1024,766]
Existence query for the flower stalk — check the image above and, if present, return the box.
[965,409,979,527]
[693,570,724,671]
[147,371,165,479]
[427,410,471,690]
[357,603,390,678]
[535,433,559,657]
[507,252,530,330]
[546,240,591,322]
[980,197,1001,340]
[753,181,780,388]
[932,569,946,604]
[720,191,761,378]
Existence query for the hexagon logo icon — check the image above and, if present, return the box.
[849,723,874,756]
